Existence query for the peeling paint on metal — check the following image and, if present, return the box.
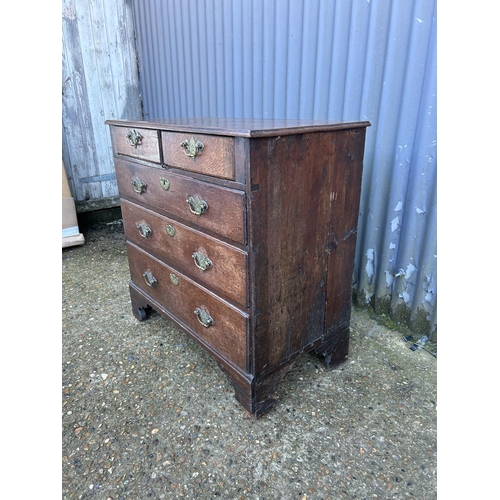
[403,263,417,281]
[391,217,400,232]
[365,249,375,283]
[423,275,436,306]
[395,263,418,306]
[385,271,394,288]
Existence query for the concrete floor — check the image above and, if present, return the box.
[62,220,437,499]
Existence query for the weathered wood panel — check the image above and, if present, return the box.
[62,0,142,211]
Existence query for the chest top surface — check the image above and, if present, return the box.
[105,117,370,137]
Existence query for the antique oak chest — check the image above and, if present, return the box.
[106,117,370,417]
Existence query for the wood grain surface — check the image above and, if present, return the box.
[114,158,246,244]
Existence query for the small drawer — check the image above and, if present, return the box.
[162,131,235,180]
[115,158,246,244]
[110,126,161,163]
[121,199,248,307]
[127,242,248,370]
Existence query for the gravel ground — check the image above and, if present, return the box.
[62,221,437,499]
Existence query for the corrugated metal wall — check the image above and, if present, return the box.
[129,0,437,342]
[62,0,142,211]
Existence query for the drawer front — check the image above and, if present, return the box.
[110,126,161,163]
[162,131,235,180]
[127,242,247,369]
[115,158,246,244]
[122,199,248,307]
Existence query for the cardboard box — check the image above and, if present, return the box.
[62,161,85,248]
[62,160,71,198]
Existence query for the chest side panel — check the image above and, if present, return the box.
[248,133,334,373]
[324,128,366,333]
[248,129,367,375]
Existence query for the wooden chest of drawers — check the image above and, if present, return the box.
[106,117,370,417]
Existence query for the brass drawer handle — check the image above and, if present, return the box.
[137,221,152,239]
[131,177,147,194]
[194,307,214,328]
[192,251,213,271]
[127,129,143,148]
[143,269,157,287]
[180,137,204,160]
[187,195,208,216]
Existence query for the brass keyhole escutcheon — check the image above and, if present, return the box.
[159,177,170,190]
[169,273,179,285]
[165,224,176,237]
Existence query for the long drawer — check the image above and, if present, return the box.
[121,199,248,307]
[115,158,246,244]
[126,242,248,370]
